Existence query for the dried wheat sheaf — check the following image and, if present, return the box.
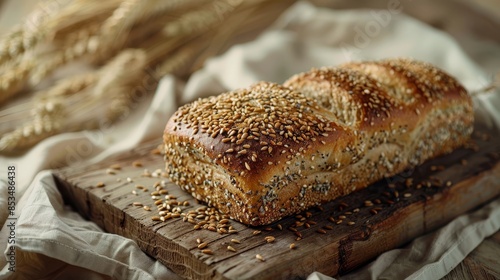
[0,0,294,153]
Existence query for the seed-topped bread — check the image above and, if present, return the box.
[163,58,473,226]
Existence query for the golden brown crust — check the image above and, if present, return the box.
[164,58,474,226]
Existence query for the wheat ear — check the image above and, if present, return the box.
[0,101,65,152]
[0,60,34,105]
[0,49,147,153]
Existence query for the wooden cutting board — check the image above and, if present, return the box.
[53,123,500,280]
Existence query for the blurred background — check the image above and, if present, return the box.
[0,0,499,155]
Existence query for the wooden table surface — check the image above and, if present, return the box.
[444,231,500,280]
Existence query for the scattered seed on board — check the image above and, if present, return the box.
[227,245,236,252]
[256,254,265,262]
[196,238,202,244]
[403,193,412,198]
[231,238,241,244]
[317,229,326,234]
[106,169,116,175]
[95,182,105,188]
[347,221,356,226]
[197,242,208,249]
[154,199,163,206]
[133,202,143,207]
[132,161,143,167]
[289,243,296,250]
[201,249,213,255]
[109,164,121,170]
[252,230,261,235]
[264,236,275,243]
[127,177,133,183]
[143,206,151,211]
[207,226,216,232]
[151,216,161,221]
[158,211,168,216]
[405,178,413,187]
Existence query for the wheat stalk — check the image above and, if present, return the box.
[0,72,96,136]
[163,0,244,37]
[0,49,146,152]
[57,49,148,130]
[41,73,98,100]
[0,0,290,153]
[101,0,151,34]
[48,0,122,39]
[0,60,34,104]
[0,101,65,152]
[35,1,153,77]
[93,49,147,98]
[0,28,25,66]
[155,40,206,78]
[0,73,95,151]
[0,0,73,68]
[471,71,500,96]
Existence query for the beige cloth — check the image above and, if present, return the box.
[1,2,499,279]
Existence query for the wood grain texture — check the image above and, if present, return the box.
[444,231,500,280]
[53,124,500,279]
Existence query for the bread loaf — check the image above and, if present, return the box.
[163,58,473,226]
